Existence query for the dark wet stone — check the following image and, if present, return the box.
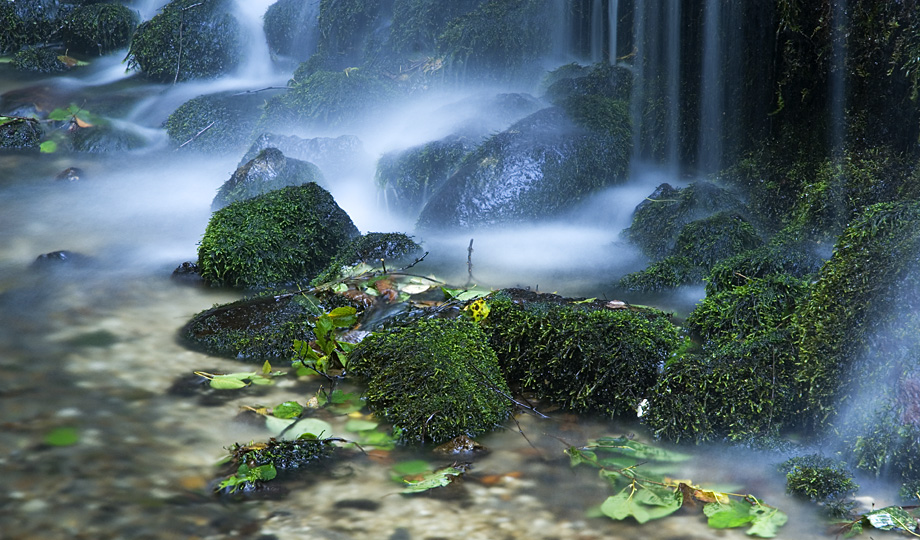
[332,499,381,511]
[30,251,91,269]
[171,261,203,284]
[54,167,84,182]
[432,435,486,457]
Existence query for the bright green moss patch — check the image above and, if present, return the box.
[348,317,511,445]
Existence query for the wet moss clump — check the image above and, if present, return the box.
[263,0,318,60]
[617,256,703,292]
[212,148,324,210]
[126,0,241,82]
[780,454,859,505]
[348,317,512,445]
[61,3,139,56]
[375,135,471,216]
[198,184,360,289]
[483,289,683,418]
[311,232,423,286]
[0,118,43,148]
[389,0,481,55]
[164,91,267,154]
[11,46,69,73]
[796,200,920,430]
[182,292,322,361]
[543,62,632,104]
[260,69,399,132]
[230,438,335,471]
[0,0,65,54]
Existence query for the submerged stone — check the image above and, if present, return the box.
[197,183,360,289]
[212,148,325,211]
[0,117,42,148]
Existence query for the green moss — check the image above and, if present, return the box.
[0,117,43,148]
[0,1,66,55]
[672,212,762,270]
[309,0,388,71]
[704,240,825,296]
[197,184,359,289]
[795,200,920,430]
[482,289,682,418]
[389,0,481,55]
[544,62,632,104]
[263,0,318,59]
[780,454,858,503]
[375,135,471,216]
[182,291,322,361]
[623,182,743,261]
[617,256,703,292]
[311,232,423,286]
[260,70,399,132]
[212,148,325,210]
[230,438,334,472]
[11,46,68,73]
[348,317,511,445]
[62,3,139,56]
[437,0,549,84]
[126,0,241,82]
[164,91,264,154]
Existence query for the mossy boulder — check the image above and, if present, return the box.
[311,232,423,286]
[389,0,481,55]
[543,62,633,104]
[126,0,242,82]
[70,124,147,153]
[482,289,683,418]
[376,135,473,217]
[416,105,631,229]
[0,117,43,148]
[198,183,360,289]
[307,0,389,71]
[617,256,703,293]
[61,3,139,56]
[260,69,399,132]
[212,148,325,211]
[780,454,859,506]
[241,133,370,180]
[11,46,70,73]
[796,201,920,431]
[437,0,550,84]
[348,317,512,445]
[623,182,744,261]
[164,91,268,154]
[0,0,68,54]
[263,0,319,60]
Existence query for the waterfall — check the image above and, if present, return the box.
[698,0,723,174]
[665,0,680,170]
[591,0,605,62]
[608,0,619,61]
[232,0,276,82]
[829,0,848,158]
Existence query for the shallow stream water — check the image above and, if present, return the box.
[0,47,843,540]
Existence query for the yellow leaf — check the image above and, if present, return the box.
[74,117,93,128]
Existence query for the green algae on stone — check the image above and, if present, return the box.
[348,317,511,445]
[61,3,139,56]
[197,184,359,289]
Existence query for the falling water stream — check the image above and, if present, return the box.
[0,3,884,539]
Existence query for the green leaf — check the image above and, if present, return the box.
[261,360,272,375]
[600,483,682,524]
[345,418,378,432]
[747,503,788,538]
[209,376,249,389]
[328,306,357,327]
[272,401,303,419]
[401,466,463,494]
[44,427,79,446]
[39,140,58,153]
[392,459,431,477]
[704,500,756,529]
[864,506,915,531]
[591,436,691,462]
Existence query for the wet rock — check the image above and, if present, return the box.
[242,133,371,181]
[30,251,91,269]
[0,117,42,149]
[212,148,324,211]
[311,232,423,285]
[416,106,631,229]
[197,183,360,288]
[126,0,242,82]
[432,435,486,457]
[0,0,68,54]
[263,0,320,61]
[54,167,84,182]
[165,91,272,155]
[71,125,147,153]
[171,261,203,285]
[11,46,69,73]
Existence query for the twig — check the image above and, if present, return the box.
[173,19,184,84]
[400,251,428,271]
[231,86,290,96]
[177,121,215,149]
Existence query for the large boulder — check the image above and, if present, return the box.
[0,0,68,54]
[61,3,139,56]
[348,317,512,445]
[263,0,320,61]
[212,148,324,211]
[482,288,683,418]
[416,103,631,229]
[164,91,270,154]
[126,0,242,82]
[197,183,360,288]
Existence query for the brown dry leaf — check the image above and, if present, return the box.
[57,55,78,67]
[74,116,93,128]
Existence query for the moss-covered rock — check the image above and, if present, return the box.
[437,0,550,84]
[307,0,389,72]
[796,201,920,431]
[0,0,68,55]
[703,239,826,297]
[260,69,399,132]
[164,91,267,154]
[263,0,319,60]
[543,62,632,104]
[0,117,43,148]
[198,183,360,289]
[126,0,241,82]
[482,289,682,418]
[416,105,631,229]
[212,148,324,211]
[61,3,139,56]
[348,317,512,445]
[623,182,744,261]
[617,255,703,292]
[671,212,762,270]
[11,46,69,73]
[70,124,147,153]
[376,135,472,216]
[241,133,370,180]
[389,0,481,55]
[311,232,423,286]
[780,454,859,504]
[182,291,321,360]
